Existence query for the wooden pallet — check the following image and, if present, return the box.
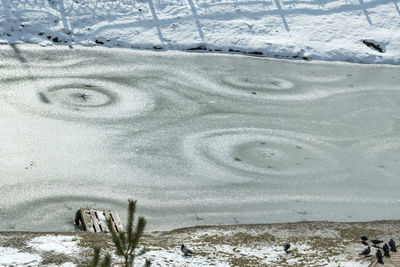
[75,208,124,233]
[370,246,400,267]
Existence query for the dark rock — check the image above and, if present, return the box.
[187,45,207,50]
[249,51,263,55]
[38,92,50,104]
[362,40,384,53]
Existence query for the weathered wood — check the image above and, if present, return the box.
[96,210,108,232]
[81,208,94,232]
[90,210,101,233]
[75,208,124,233]
[110,210,124,233]
[104,210,118,233]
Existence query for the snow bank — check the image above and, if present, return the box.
[28,235,80,255]
[0,0,399,64]
[0,247,41,266]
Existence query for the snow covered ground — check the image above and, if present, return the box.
[0,0,399,64]
[3,221,397,266]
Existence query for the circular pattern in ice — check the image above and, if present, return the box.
[361,138,400,174]
[2,78,154,122]
[222,75,295,91]
[183,128,336,178]
[201,72,357,101]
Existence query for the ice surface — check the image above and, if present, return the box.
[0,45,400,231]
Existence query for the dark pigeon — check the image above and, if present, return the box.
[181,244,194,256]
[362,241,369,246]
[372,239,384,245]
[389,239,397,252]
[383,244,390,258]
[376,250,384,264]
[284,243,291,253]
[361,235,368,241]
[359,246,370,256]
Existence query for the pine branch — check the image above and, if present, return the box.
[104,200,148,267]
[129,256,135,267]
[106,218,124,256]
[87,247,112,267]
[127,199,136,246]
[144,259,151,267]
[100,254,112,267]
[87,247,100,267]
[129,216,146,255]
[120,231,127,251]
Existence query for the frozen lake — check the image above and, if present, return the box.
[1,45,400,231]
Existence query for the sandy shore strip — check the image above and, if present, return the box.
[1,220,399,266]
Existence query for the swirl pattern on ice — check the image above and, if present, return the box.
[200,71,362,101]
[183,128,336,178]
[360,138,400,174]
[0,63,204,124]
[222,76,295,91]
[2,78,154,122]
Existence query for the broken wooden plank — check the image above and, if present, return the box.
[110,210,124,233]
[104,210,118,233]
[80,208,94,232]
[90,210,101,233]
[96,210,108,232]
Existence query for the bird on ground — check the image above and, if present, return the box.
[284,243,291,253]
[361,235,368,241]
[371,239,384,245]
[372,239,384,248]
[376,250,384,264]
[389,239,397,252]
[383,243,390,258]
[181,244,194,256]
[362,241,369,246]
[359,246,370,256]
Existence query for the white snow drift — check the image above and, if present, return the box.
[0,0,399,63]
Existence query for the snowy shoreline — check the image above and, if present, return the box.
[1,0,399,64]
[1,220,400,266]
